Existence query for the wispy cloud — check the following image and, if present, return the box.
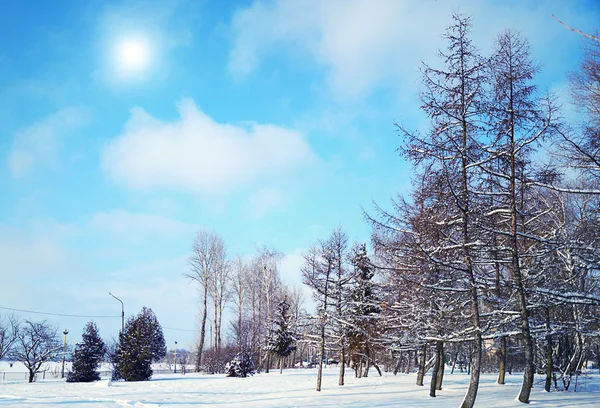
[101,98,317,195]
[90,209,193,236]
[6,107,91,177]
[247,188,284,219]
[228,0,597,101]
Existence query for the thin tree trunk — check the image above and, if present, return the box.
[545,308,553,392]
[498,336,507,384]
[339,343,345,386]
[436,341,445,390]
[430,341,442,397]
[363,347,370,378]
[416,344,426,386]
[196,285,208,372]
[316,324,325,391]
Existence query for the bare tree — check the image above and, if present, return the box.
[394,13,487,407]
[0,313,19,360]
[210,246,230,355]
[486,29,556,403]
[185,229,226,372]
[302,231,337,392]
[9,320,61,383]
[230,255,248,350]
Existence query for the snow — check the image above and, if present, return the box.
[1,363,599,407]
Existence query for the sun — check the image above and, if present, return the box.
[115,37,151,74]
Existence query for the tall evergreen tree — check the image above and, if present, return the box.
[117,307,166,382]
[67,321,106,383]
[266,296,297,374]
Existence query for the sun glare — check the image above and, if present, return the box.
[115,37,151,74]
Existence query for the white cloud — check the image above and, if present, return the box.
[279,248,305,286]
[229,0,419,99]
[101,98,316,194]
[6,107,91,177]
[228,0,597,100]
[89,209,192,235]
[247,188,284,219]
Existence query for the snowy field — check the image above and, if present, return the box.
[1,364,599,407]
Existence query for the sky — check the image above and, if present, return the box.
[1,0,598,350]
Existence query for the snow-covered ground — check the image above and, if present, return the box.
[1,364,598,407]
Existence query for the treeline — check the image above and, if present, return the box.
[365,12,600,408]
[182,13,600,407]
[0,307,166,383]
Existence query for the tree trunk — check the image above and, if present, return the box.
[545,309,553,392]
[416,344,426,386]
[339,343,345,386]
[460,335,482,408]
[430,341,442,397]
[498,336,507,384]
[280,356,283,374]
[196,285,208,372]
[316,332,325,391]
[28,369,35,383]
[436,341,444,390]
[363,347,370,378]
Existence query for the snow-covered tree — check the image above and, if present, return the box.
[117,307,166,381]
[346,244,381,379]
[266,296,297,374]
[186,229,226,371]
[225,351,255,377]
[67,321,106,383]
[302,233,335,392]
[9,320,61,383]
[0,313,19,361]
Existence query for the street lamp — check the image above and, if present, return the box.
[174,341,178,374]
[61,329,69,379]
[109,292,124,333]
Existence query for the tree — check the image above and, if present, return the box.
[225,351,255,377]
[302,230,337,392]
[230,255,248,350]
[485,29,556,403]
[9,320,61,383]
[117,307,166,381]
[346,244,381,380]
[560,35,600,181]
[67,321,106,383]
[0,313,19,361]
[392,13,487,407]
[209,242,230,356]
[186,229,226,371]
[266,296,297,374]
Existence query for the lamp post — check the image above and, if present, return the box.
[61,329,69,379]
[109,292,124,333]
[174,341,178,374]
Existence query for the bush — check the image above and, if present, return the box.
[225,352,255,378]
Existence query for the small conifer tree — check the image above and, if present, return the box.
[67,321,106,383]
[117,307,166,381]
[266,297,297,374]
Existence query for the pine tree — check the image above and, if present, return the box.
[346,244,380,378]
[117,307,166,381]
[67,322,106,383]
[225,351,255,377]
[266,297,297,374]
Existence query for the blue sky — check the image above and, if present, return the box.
[1,0,598,349]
